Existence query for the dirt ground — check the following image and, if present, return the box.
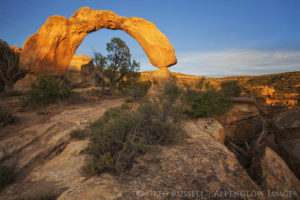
[0,89,128,140]
[0,88,128,199]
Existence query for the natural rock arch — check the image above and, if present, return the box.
[20,7,177,75]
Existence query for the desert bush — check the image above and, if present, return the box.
[183,87,232,118]
[85,88,103,100]
[196,77,206,90]
[157,78,232,119]
[0,89,22,97]
[156,79,184,122]
[136,100,183,144]
[220,80,241,97]
[70,129,87,140]
[126,80,152,101]
[0,107,16,126]
[120,103,130,110]
[24,72,72,108]
[82,99,183,175]
[0,165,14,189]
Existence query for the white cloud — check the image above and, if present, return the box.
[167,49,300,77]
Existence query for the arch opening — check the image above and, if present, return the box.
[75,29,149,71]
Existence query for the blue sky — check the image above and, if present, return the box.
[1,0,300,77]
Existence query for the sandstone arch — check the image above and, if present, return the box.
[20,7,177,75]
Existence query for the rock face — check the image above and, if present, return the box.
[259,147,300,199]
[65,54,103,87]
[58,119,262,200]
[68,54,92,71]
[20,7,177,75]
[1,100,300,199]
[273,109,300,179]
[13,73,38,92]
[0,99,125,199]
[217,97,263,140]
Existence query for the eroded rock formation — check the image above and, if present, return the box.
[273,109,300,179]
[65,54,104,87]
[217,97,263,141]
[259,147,300,196]
[20,7,177,76]
[68,54,92,72]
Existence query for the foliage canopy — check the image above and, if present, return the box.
[93,37,140,92]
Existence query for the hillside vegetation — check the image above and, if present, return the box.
[141,71,300,107]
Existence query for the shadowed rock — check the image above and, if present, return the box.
[20,7,177,76]
[9,46,22,54]
[273,109,300,179]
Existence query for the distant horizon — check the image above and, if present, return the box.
[141,69,300,78]
[1,0,300,76]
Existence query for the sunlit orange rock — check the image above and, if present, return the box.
[68,54,93,72]
[20,7,177,76]
[252,86,275,96]
[151,67,172,85]
[10,46,22,54]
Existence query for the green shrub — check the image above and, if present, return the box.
[128,80,152,100]
[0,165,14,189]
[93,38,140,93]
[0,90,22,97]
[24,73,72,108]
[183,87,232,118]
[70,129,87,140]
[0,107,16,126]
[220,80,241,97]
[82,100,183,175]
[118,80,151,101]
[120,103,130,110]
[136,100,183,144]
[156,79,232,119]
[157,79,184,122]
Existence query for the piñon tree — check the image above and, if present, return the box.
[93,37,140,92]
